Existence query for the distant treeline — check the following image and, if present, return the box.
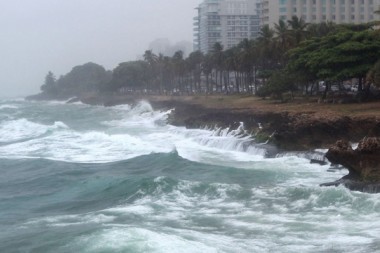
[39,17,380,101]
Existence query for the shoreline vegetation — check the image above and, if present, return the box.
[26,19,380,191]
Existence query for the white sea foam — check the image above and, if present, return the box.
[0,104,18,110]
[21,174,380,252]
[0,101,271,164]
[72,227,219,253]
[0,119,67,143]
[26,213,116,227]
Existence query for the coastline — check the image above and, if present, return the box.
[78,93,380,151]
[26,92,380,192]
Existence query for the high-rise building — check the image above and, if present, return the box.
[259,0,380,28]
[193,0,261,53]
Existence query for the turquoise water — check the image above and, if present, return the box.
[0,99,379,253]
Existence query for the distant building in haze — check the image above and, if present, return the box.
[148,38,193,57]
[259,0,380,28]
[193,0,261,53]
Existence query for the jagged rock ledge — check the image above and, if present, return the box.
[322,138,380,193]
[145,100,380,151]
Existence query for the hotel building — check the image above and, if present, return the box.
[194,0,261,53]
[260,0,380,28]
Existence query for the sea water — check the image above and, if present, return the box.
[0,98,379,253]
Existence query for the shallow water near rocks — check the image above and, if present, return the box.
[0,98,379,253]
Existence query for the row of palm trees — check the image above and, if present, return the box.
[111,15,377,96]
[131,16,335,95]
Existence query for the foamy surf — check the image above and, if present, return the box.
[0,100,270,164]
[2,98,379,253]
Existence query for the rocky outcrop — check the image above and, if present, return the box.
[323,138,380,193]
[159,100,380,150]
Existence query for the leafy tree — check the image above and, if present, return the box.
[288,30,380,83]
[367,60,380,88]
[110,61,149,92]
[257,70,297,100]
[40,71,57,94]
[57,62,111,96]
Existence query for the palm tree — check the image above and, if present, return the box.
[187,50,204,93]
[307,21,336,38]
[162,56,174,93]
[221,48,238,93]
[201,54,213,93]
[172,50,185,93]
[274,19,291,52]
[273,19,292,67]
[156,53,165,94]
[143,50,158,66]
[143,50,158,92]
[210,42,224,92]
[287,15,309,45]
[258,24,275,44]
[236,39,258,93]
[257,25,276,73]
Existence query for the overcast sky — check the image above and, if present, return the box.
[0,0,202,97]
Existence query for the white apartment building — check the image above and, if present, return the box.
[194,0,261,53]
[260,0,380,28]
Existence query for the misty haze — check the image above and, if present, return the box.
[0,0,200,97]
[1,0,380,252]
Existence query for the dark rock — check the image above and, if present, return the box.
[322,137,380,193]
[310,158,328,166]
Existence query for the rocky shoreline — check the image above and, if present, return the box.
[77,94,380,151]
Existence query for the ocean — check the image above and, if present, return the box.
[0,98,379,253]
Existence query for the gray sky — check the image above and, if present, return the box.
[0,0,201,97]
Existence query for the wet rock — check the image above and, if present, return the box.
[322,138,380,193]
